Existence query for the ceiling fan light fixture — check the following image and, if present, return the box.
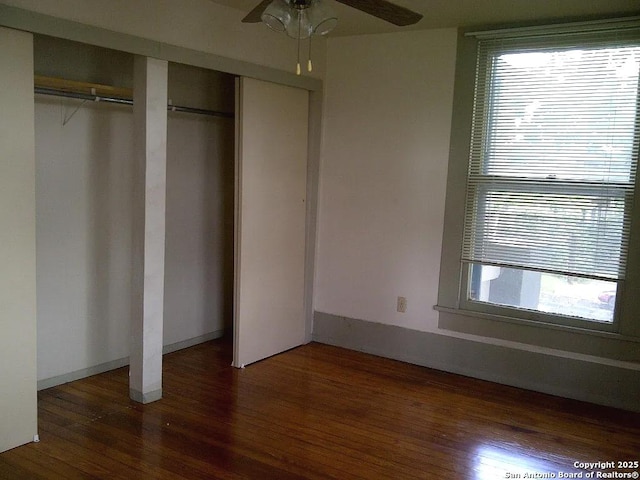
[259,0,339,75]
[312,16,337,36]
[262,0,337,39]
[285,7,313,39]
[261,0,290,32]
[307,0,337,36]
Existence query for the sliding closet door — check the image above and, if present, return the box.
[234,77,308,367]
[0,27,38,452]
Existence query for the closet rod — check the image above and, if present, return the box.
[34,87,234,119]
[168,104,233,118]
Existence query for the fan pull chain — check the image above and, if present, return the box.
[296,13,302,75]
[307,36,313,72]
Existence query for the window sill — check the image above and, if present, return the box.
[434,304,640,362]
[434,304,640,342]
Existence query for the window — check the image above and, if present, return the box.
[459,24,640,329]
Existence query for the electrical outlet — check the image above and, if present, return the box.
[397,296,407,313]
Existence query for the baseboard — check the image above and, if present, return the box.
[129,388,162,404]
[37,357,130,391]
[37,329,225,390]
[162,330,225,355]
[312,312,640,413]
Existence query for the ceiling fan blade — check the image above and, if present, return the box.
[242,0,274,23]
[335,0,423,26]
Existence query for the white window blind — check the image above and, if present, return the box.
[462,25,640,282]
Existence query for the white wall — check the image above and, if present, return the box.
[164,112,235,345]
[35,99,134,381]
[2,0,326,79]
[0,26,38,452]
[315,28,458,333]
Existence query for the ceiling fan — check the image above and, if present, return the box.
[242,0,423,74]
[242,0,423,27]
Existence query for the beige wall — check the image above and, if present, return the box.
[1,0,326,78]
[315,28,457,332]
[0,27,38,452]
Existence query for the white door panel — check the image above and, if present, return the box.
[234,77,308,367]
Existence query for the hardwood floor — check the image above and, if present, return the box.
[1,339,639,479]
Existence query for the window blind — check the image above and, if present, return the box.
[461,26,640,281]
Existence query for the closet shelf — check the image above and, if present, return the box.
[35,75,132,99]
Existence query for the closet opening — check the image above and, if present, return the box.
[33,35,236,392]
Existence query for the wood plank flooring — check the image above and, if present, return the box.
[1,339,639,479]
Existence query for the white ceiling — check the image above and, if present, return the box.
[209,0,640,36]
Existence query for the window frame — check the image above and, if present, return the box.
[459,35,640,331]
[436,17,640,347]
